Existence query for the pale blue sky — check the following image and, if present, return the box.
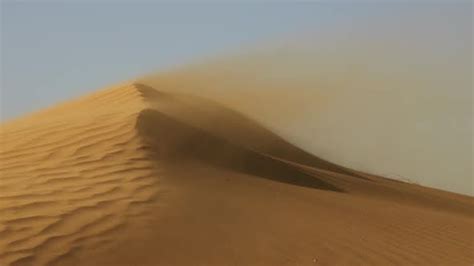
[1,1,471,120]
[1,2,342,120]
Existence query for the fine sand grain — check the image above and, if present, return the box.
[0,83,473,266]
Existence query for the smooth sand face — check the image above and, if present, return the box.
[0,83,473,266]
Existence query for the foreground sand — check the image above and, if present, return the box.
[0,83,473,266]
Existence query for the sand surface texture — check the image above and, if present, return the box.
[1,83,473,266]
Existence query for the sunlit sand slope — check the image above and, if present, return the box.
[0,83,473,266]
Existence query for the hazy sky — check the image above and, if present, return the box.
[133,2,471,195]
[4,1,469,120]
[1,1,375,120]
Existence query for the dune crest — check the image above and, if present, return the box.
[0,83,473,266]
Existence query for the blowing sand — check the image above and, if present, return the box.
[0,83,473,266]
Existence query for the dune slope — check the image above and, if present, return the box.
[0,83,473,266]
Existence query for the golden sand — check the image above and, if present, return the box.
[0,83,473,266]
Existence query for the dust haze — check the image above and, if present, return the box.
[141,6,472,195]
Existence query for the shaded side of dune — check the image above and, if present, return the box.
[136,108,343,192]
[134,83,371,181]
[133,84,474,216]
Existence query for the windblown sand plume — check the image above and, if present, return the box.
[0,83,473,266]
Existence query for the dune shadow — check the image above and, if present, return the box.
[136,109,343,193]
[134,83,371,182]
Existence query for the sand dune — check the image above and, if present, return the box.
[0,83,473,266]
